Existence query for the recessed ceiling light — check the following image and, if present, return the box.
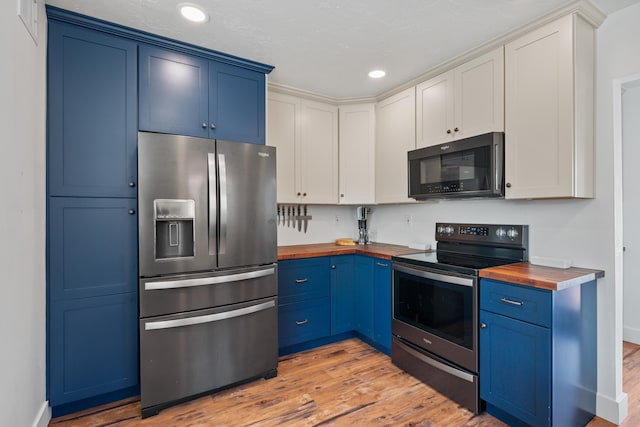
[368,70,386,79]
[178,3,209,23]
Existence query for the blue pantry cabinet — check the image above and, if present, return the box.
[354,255,374,340]
[479,278,597,427]
[46,5,272,416]
[331,256,356,335]
[139,45,267,144]
[372,259,392,353]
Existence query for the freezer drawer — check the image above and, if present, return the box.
[140,296,278,417]
[139,264,277,317]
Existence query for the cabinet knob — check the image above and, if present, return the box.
[340,194,344,198]
[303,192,307,197]
[446,129,452,134]
[506,182,512,188]
[297,192,301,196]
[128,181,136,187]
[480,323,487,329]
[210,123,216,129]
[128,209,136,215]
[331,265,336,269]
[454,127,459,132]
[202,122,207,128]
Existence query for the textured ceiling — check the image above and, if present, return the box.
[45,0,639,99]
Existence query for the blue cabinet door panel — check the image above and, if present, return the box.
[49,197,137,301]
[354,255,374,339]
[49,292,138,406]
[480,310,551,426]
[278,298,331,348]
[331,256,355,335]
[278,257,330,305]
[139,45,209,138]
[47,21,137,198]
[373,259,392,352]
[210,63,265,144]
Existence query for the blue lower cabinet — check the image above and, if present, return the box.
[49,292,139,408]
[278,298,331,348]
[479,278,597,427]
[373,259,392,353]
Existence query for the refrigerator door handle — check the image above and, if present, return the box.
[145,266,276,291]
[144,299,276,331]
[218,153,228,255]
[208,153,217,256]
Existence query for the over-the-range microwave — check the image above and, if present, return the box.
[408,132,504,199]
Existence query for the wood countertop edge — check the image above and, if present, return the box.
[277,243,424,261]
[479,262,605,291]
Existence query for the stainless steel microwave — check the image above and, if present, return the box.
[408,132,504,199]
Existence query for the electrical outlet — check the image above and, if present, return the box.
[404,215,413,226]
[334,215,342,225]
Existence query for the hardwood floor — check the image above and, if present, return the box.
[50,339,640,427]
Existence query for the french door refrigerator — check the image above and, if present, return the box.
[137,132,278,418]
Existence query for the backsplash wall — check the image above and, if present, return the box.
[276,205,358,246]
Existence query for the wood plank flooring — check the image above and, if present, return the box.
[49,339,640,426]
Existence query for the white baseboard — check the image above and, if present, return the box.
[31,401,51,427]
[597,391,628,425]
[623,325,640,344]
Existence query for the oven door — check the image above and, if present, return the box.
[392,261,478,373]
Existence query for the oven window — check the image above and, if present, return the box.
[394,269,473,350]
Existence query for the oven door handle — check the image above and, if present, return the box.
[393,264,474,287]
[395,339,475,383]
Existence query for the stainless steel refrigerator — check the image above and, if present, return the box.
[137,132,278,418]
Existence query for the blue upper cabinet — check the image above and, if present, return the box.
[139,45,267,144]
[47,21,138,198]
[139,45,209,138]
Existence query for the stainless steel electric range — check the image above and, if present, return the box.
[391,222,529,413]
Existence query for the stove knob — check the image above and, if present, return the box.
[496,227,507,238]
[437,225,446,234]
[445,226,454,235]
[507,228,519,239]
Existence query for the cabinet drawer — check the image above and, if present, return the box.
[278,298,330,348]
[278,258,330,304]
[480,279,551,327]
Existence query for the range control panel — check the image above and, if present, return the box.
[435,222,528,247]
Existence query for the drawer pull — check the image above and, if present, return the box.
[500,297,524,307]
[376,262,388,267]
[295,278,308,284]
[295,319,309,325]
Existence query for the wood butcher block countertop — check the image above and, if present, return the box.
[479,262,605,291]
[277,242,423,261]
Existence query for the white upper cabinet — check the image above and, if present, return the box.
[504,14,595,199]
[375,87,416,204]
[267,92,338,204]
[416,47,504,148]
[338,103,375,205]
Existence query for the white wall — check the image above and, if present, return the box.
[0,2,49,427]
[623,85,640,343]
[277,205,358,245]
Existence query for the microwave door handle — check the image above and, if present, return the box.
[208,153,217,256]
[495,143,499,192]
[218,153,227,255]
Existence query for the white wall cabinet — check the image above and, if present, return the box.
[504,14,595,199]
[416,47,504,148]
[268,92,338,204]
[375,87,416,204]
[338,104,375,205]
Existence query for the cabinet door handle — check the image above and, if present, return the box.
[446,129,452,134]
[376,262,388,267]
[128,209,136,215]
[202,122,207,128]
[303,192,307,197]
[331,265,336,269]
[295,319,308,325]
[480,323,487,329]
[506,182,512,188]
[454,127,459,132]
[128,181,136,187]
[500,297,523,306]
[210,123,216,129]
[295,278,308,284]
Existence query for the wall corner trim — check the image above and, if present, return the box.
[31,401,51,427]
